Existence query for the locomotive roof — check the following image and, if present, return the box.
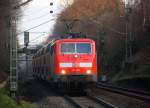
[55,38,94,43]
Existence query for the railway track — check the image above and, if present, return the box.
[97,82,150,101]
[64,95,118,108]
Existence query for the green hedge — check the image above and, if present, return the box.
[0,89,37,108]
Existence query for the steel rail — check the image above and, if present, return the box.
[64,95,83,108]
[87,95,118,108]
[97,82,150,101]
[64,95,118,108]
[98,82,150,96]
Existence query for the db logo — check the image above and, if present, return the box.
[73,63,79,67]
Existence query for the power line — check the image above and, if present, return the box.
[17,18,56,36]
[22,6,50,17]
[22,12,50,22]
[15,6,50,18]
[17,13,59,26]
[18,32,48,41]
[26,32,49,34]
[17,11,62,35]
[22,11,61,22]
[14,0,33,9]
[29,34,47,42]
[88,19,127,35]
[19,33,46,46]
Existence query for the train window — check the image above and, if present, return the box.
[76,43,91,54]
[46,44,51,53]
[50,45,54,55]
[61,43,91,54]
[61,43,75,54]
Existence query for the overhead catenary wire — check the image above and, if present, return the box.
[19,33,47,46]
[29,34,47,42]
[22,12,50,22]
[21,11,61,23]
[15,6,50,18]
[17,12,62,37]
[62,3,127,36]
[15,0,60,18]
[17,18,56,36]
[14,0,33,9]
[23,6,50,16]
[87,18,127,35]
[16,0,62,18]
[26,32,49,34]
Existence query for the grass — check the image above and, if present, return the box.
[0,87,37,108]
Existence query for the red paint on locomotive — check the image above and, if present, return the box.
[32,38,97,83]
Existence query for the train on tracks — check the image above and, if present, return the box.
[32,36,97,89]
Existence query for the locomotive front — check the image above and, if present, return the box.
[55,39,97,84]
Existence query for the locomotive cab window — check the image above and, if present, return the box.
[76,43,91,54]
[61,43,75,54]
[61,43,91,54]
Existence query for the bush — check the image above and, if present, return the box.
[0,89,37,108]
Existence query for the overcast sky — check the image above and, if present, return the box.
[18,0,74,47]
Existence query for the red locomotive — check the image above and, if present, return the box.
[32,38,97,89]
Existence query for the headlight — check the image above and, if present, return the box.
[61,69,66,75]
[86,70,91,74]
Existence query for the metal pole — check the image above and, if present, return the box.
[10,16,18,98]
[9,0,32,98]
[125,1,130,62]
[125,21,128,61]
[129,32,132,58]
[25,43,28,81]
